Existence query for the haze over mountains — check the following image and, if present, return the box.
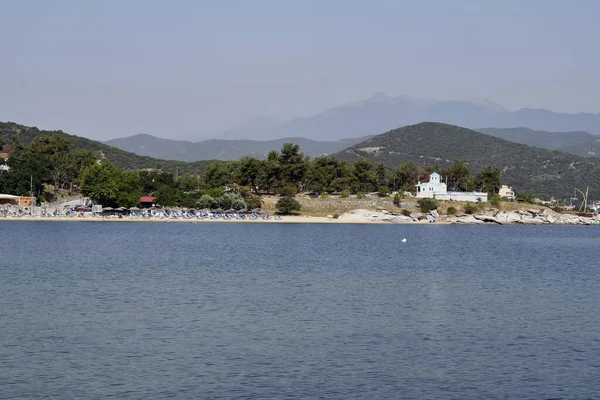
[105,134,368,162]
[104,93,600,162]
[206,94,600,142]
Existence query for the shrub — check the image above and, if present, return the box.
[393,193,402,206]
[279,185,298,196]
[276,196,301,214]
[518,192,535,204]
[378,186,391,197]
[340,189,350,198]
[320,192,330,198]
[463,203,478,214]
[489,193,502,208]
[417,198,438,213]
[446,206,457,215]
[332,213,340,219]
[551,206,563,213]
[356,192,365,199]
[244,195,262,210]
[197,194,215,209]
[401,209,411,217]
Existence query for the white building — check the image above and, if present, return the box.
[416,171,488,202]
[499,185,515,201]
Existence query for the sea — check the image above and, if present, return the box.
[1,221,599,399]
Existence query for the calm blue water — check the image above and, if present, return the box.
[1,221,600,399]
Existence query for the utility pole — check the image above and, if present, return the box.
[30,175,33,198]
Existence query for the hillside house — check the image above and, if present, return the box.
[416,172,488,202]
[499,185,515,201]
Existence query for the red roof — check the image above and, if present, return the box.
[139,196,156,203]
[0,152,9,159]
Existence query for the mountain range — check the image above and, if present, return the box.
[204,94,600,142]
[4,120,600,198]
[105,126,600,162]
[476,127,599,155]
[105,134,368,162]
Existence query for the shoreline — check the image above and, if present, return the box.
[0,215,432,224]
[1,214,598,225]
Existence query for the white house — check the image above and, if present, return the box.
[416,171,488,202]
[499,185,515,201]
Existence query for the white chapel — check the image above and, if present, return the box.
[416,172,488,202]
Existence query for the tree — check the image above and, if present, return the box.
[177,173,201,192]
[257,151,281,193]
[278,143,309,192]
[138,170,176,194]
[473,165,502,194]
[442,160,471,191]
[115,171,142,208]
[28,134,74,195]
[235,157,264,193]
[375,162,388,188]
[353,158,377,193]
[155,184,181,207]
[392,161,418,191]
[67,149,98,190]
[276,196,301,214]
[80,162,121,206]
[203,162,232,189]
[1,139,49,197]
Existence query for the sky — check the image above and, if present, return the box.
[1,0,600,140]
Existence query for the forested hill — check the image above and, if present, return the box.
[0,122,212,175]
[476,127,596,154]
[336,122,600,198]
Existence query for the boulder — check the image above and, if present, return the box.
[455,215,485,224]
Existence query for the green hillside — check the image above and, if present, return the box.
[477,127,596,153]
[336,122,600,198]
[0,122,213,175]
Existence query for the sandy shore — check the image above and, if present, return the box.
[0,215,364,224]
[0,215,436,224]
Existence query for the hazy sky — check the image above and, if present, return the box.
[1,0,599,140]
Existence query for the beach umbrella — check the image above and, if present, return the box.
[102,207,114,211]
[129,206,140,211]
[115,206,126,211]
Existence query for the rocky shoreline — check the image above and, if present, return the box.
[339,208,600,225]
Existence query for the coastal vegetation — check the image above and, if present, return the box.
[1,129,503,210]
[336,122,600,198]
[5,120,595,210]
[0,122,213,175]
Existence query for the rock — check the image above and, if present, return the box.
[430,209,439,218]
[473,214,501,224]
[455,215,485,224]
[391,215,413,223]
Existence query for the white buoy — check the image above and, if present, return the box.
[401,238,407,243]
